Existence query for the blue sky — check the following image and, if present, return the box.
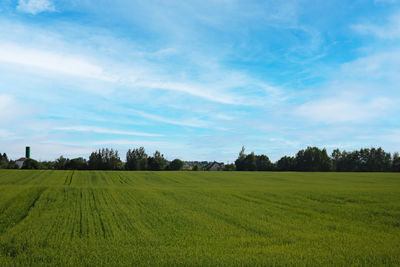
[0,0,399,162]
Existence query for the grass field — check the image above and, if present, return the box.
[0,170,399,266]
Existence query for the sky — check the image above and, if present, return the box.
[0,0,399,162]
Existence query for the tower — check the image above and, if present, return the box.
[25,146,30,159]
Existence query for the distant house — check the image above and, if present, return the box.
[15,157,27,169]
[205,161,224,171]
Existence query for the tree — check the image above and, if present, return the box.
[235,148,274,171]
[40,161,55,169]
[148,151,167,171]
[366,148,391,172]
[126,147,148,170]
[255,154,274,171]
[68,158,88,170]
[168,159,184,170]
[88,148,122,170]
[22,159,40,169]
[223,163,236,171]
[243,152,257,171]
[235,146,247,171]
[54,156,70,170]
[0,153,9,169]
[392,153,400,172]
[295,147,332,171]
[192,165,201,171]
[276,156,296,171]
[7,161,19,169]
[332,147,392,172]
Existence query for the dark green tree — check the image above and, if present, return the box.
[54,156,70,170]
[0,153,9,169]
[68,158,88,170]
[255,154,274,171]
[276,156,296,171]
[126,147,148,170]
[22,159,40,169]
[235,146,247,171]
[223,163,236,171]
[393,153,400,172]
[243,152,257,171]
[148,151,167,171]
[88,148,122,170]
[295,147,332,171]
[7,161,19,169]
[168,159,184,170]
[192,165,201,171]
[332,147,392,172]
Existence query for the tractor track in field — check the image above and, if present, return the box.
[0,187,46,235]
[64,171,75,186]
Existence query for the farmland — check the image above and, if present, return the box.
[0,170,399,266]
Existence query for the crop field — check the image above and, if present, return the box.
[0,170,399,266]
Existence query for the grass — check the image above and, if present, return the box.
[0,170,399,266]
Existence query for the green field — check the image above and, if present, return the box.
[0,170,399,266]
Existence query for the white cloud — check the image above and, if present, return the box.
[352,11,400,40]
[17,0,55,15]
[0,94,25,121]
[0,94,15,118]
[374,0,399,3]
[0,41,278,105]
[54,126,163,137]
[129,109,209,128]
[341,50,400,80]
[296,95,392,123]
[0,129,17,139]
[0,43,116,82]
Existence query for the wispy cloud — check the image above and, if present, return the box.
[54,126,163,137]
[296,94,392,123]
[352,11,400,40]
[0,94,27,122]
[0,43,116,82]
[16,0,55,15]
[129,109,209,128]
[0,39,273,105]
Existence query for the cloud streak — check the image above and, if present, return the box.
[352,11,400,40]
[54,126,163,137]
[17,0,55,15]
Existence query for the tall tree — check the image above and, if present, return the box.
[0,153,9,169]
[392,152,400,172]
[54,156,70,170]
[148,151,167,171]
[276,156,296,171]
[88,148,122,170]
[295,147,332,171]
[255,154,274,171]
[235,146,247,171]
[126,147,148,170]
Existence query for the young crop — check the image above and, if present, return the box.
[0,170,399,266]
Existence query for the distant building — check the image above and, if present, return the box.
[183,161,210,170]
[15,146,31,169]
[205,161,224,171]
[15,158,27,169]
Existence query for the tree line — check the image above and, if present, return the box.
[235,146,400,172]
[0,147,184,171]
[0,146,399,171]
